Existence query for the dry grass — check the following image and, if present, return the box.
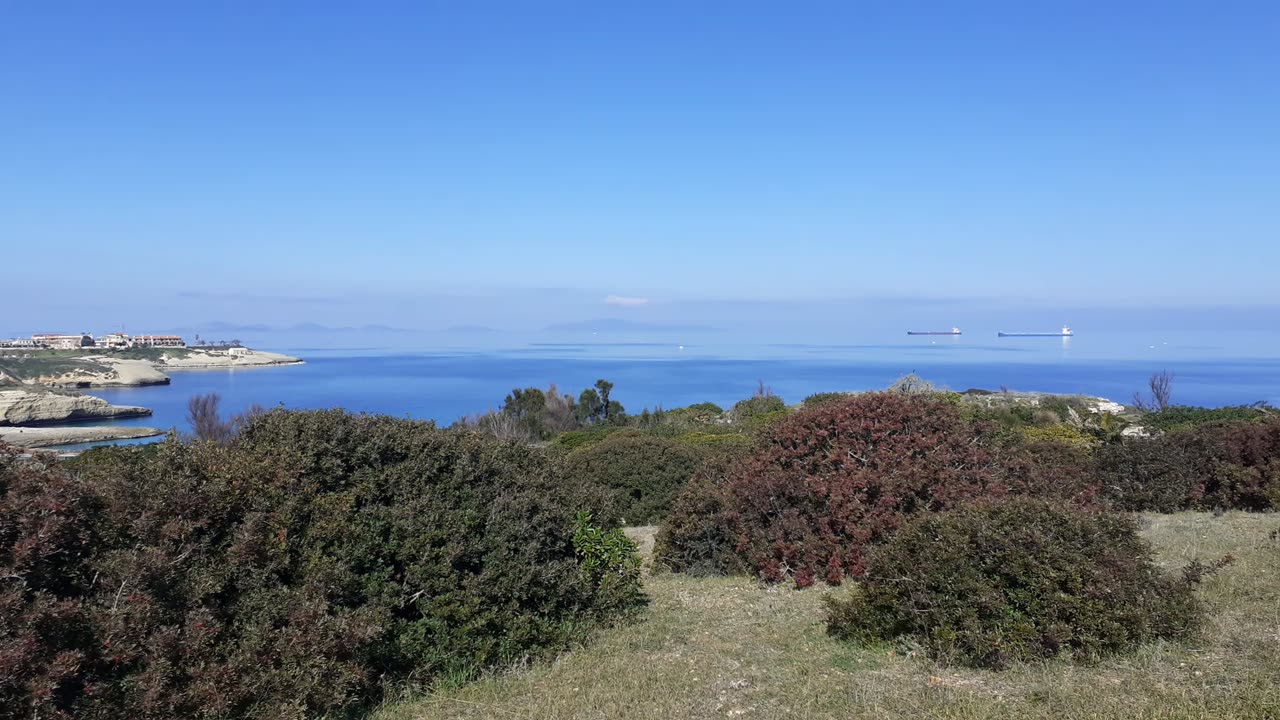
[377,514,1280,720]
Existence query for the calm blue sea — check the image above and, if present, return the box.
[55,329,1279,450]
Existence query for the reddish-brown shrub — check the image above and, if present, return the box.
[995,439,1101,506]
[658,393,1004,586]
[1187,417,1280,510]
[1098,417,1280,512]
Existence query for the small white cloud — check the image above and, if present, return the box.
[604,295,650,307]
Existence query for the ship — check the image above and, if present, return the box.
[998,325,1074,337]
[907,327,962,335]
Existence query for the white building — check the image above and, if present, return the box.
[98,332,130,348]
[0,338,38,348]
[32,333,91,350]
[131,334,186,348]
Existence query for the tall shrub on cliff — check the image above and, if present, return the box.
[0,411,643,720]
[656,393,1002,586]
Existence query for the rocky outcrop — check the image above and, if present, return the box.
[0,424,164,448]
[0,389,152,426]
[157,348,303,370]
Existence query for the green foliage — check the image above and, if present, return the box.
[656,402,725,428]
[576,379,626,426]
[502,386,549,439]
[824,499,1212,669]
[729,395,786,423]
[564,431,704,524]
[802,392,851,407]
[0,411,644,719]
[548,424,628,453]
[572,513,645,617]
[673,431,752,450]
[1019,423,1097,448]
[653,469,749,577]
[1142,404,1272,432]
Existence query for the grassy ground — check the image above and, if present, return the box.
[377,513,1280,720]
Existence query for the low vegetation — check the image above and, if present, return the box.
[6,370,1279,718]
[378,514,1280,720]
[824,499,1214,669]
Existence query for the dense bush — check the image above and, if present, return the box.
[1098,418,1280,512]
[1142,404,1271,432]
[802,391,852,407]
[1018,423,1097,447]
[657,393,1002,586]
[995,439,1100,506]
[1095,436,1199,512]
[1,411,643,719]
[652,465,749,577]
[824,499,1212,669]
[564,431,705,524]
[729,394,787,422]
[547,424,628,453]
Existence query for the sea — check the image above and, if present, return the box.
[47,328,1279,451]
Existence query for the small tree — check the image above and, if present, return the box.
[1134,370,1174,412]
[187,392,233,443]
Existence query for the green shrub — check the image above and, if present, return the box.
[1,411,644,719]
[652,467,749,577]
[572,512,645,616]
[564,431,704,524]
[659,402,725,428]
[824,499,1213,669]
[1143,404,1271,432]
[729,394,786,423]
[1019,424,1097,448]
[802,392,851,407]
[547,424,627,453]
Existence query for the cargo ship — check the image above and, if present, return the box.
[907,327,962,335]
[998,325,1073,337]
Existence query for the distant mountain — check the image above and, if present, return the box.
[288,323,418,333]
[176,321,417,334]
[543,318,716,333]
[183,321,273,333]
[443,324,504,334]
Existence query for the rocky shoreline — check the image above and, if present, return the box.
[0,388,152,425]
[0,348,304,388]
[0,348,303,448]
[0,424,165,449]
[156,349,305,371]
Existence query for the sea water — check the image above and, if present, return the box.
[62,330,1280,449]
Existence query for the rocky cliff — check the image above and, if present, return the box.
[0,389,152,426]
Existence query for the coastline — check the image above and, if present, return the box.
[0,424,165,448]
[158,351,306,371]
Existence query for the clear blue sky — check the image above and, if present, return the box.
[3,1,1278,336]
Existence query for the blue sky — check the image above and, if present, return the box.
[3,1,1278,338]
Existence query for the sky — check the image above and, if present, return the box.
[3,1,1279,340]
